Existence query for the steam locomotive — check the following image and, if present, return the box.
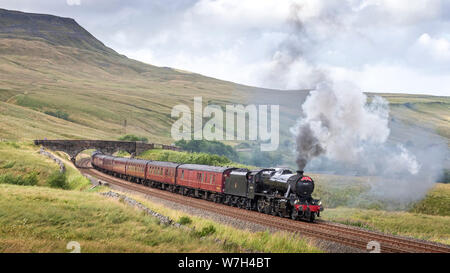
[91,152,323,222]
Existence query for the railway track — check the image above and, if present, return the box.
[77,158,450,253]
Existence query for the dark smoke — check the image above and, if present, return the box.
[295,123,325,171]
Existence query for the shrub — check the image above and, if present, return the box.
[118,134,148,143]
[44,110,70,121]
[47,171,68,189]
[1,161,16,169]
[196,224,216,237]
[175,140,238,160]
[0,171,38,186]
[139,150,232,166]
[23,171,39,186]
[178,216,192,225]
[0,174,20,185]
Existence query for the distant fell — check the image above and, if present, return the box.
[0,8,115,54]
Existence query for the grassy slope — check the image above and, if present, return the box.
[0,184,224,253]
[0,37,254,143]
[379,94,450,141]
[0,37,447,146]
[317,178,450,244]
[0,184,320,253]
[323,207,450,245]
[0,141,91,190]
[0,141,319,253]
[111,190,320,253]
[0,12,447,178]
[412,183,450,216]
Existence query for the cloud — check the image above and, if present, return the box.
[66,0,81,6]
[416,33,450,61]
[0,0,449,95]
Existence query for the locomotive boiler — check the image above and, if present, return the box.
[225,168,323,222]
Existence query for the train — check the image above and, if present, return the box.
[91,152,323,222]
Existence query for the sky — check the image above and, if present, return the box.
[1,0,450,96]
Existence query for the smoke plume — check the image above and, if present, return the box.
[291,80,421,176]
[292,81,395,171]
[276,2,448,207]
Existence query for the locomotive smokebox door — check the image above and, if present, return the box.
[224,169,250,197]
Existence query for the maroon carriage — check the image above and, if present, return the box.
[91,153,106,169]
[176,164,235,193]
[102,155,115,172]
[146,161,179,185]
[125,158,149,180]
[112,157,128,175]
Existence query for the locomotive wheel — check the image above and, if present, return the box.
[309,213,316,223]
[271,207,278,216]
[291,210,298,220]
[257,200,265,213]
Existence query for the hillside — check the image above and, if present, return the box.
[0,8,448,158]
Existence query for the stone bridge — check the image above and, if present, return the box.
[34,139,181,163]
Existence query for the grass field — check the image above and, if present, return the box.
[0,184,320,253]
[0,141,91,190]
[0,37,448,148]
[1,140,449,250]
[323,207,450,245]
[0,140,319,253]
[319,180,450,244]
[412,183,450,216]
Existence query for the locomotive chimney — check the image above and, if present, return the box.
[296,170,304,176]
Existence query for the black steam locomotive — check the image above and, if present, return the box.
[92,152,323,222]
[225,168,323,222]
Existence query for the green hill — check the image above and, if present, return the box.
[0,8,448,155]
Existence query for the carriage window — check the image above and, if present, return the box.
[181,170,184,179]
[210,175,213,184]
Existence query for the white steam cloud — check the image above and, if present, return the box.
[290,79,446,207]
[280,2,446,207]
[292,81,420,176]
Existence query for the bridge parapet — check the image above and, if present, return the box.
[34,140,181,163]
